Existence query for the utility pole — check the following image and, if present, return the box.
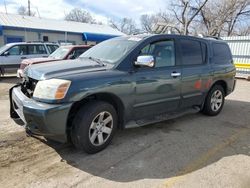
[28,0,31,16]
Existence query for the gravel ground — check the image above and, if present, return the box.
[0,76,249,188]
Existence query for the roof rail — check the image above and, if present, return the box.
[26,41,58,43]
[198,34,222,40]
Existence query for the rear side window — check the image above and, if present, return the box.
[180,39,205,65]
[28,45,47,54]
[212,43,232,64]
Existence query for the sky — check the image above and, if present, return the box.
[0,0,168,24]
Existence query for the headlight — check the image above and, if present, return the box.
[33,79,71,100]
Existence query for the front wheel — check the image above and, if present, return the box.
[71,101,117,154]
[202,85,225,116]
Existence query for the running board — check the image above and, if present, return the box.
[125,106,200,129]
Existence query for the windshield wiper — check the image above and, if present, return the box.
[88,57,105,66]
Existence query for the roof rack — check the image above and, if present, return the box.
[26,41,59,43]
[198,34,222,40]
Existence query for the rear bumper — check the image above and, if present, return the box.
[232,79,236,92]
[227,79,236,95]
[9,85,73,142]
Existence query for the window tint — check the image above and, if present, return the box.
[47,45,59,54]
[28,45,47,54]
[213,43,231,64]
[140,40,175,67]
[180,39,204,65]
[8,45,27,55]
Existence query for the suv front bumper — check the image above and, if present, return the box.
[9,85,73,142]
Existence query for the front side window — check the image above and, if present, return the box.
[180,39,205,65]
[72,48,89,59]
[8,45,27,55]
[140,40,176,67]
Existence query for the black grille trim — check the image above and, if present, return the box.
[21,77,38,98]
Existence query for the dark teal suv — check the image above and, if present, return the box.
[10,35,236,153]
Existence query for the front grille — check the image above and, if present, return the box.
[21,77,38,98]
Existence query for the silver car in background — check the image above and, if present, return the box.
[0,42,59,75]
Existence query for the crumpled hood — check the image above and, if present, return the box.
[25,58,110,80]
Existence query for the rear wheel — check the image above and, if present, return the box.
[202,85,225,116]
[71,101,117,154]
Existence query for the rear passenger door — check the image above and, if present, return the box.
[179,38,212,109]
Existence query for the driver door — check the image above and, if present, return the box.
[133,39,181,120]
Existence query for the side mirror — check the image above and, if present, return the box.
[3,51,9,56]
[135,55,155,68]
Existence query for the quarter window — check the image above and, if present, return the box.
[140,40,175,67]
[180,39,205,65]
[213,43,232,64]
[47,45,59,54]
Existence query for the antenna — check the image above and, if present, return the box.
[4,0,7,14]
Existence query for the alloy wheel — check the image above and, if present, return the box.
[88,111,113,146]
[210,90,223,112]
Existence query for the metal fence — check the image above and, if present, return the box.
[222,36,250,79]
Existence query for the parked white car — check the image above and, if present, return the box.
[0,42,59,75]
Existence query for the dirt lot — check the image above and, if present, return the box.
[0,76,250,188]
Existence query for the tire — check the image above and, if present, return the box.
[70,101,117,154]
[202,85,225,116]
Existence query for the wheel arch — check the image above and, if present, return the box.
[66,92,125,138]
[211,80,228,95]
[201,80,228,111]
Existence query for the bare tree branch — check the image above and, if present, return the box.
[109,18,139,35]
[170,0,209,35]
[65,8,95,24]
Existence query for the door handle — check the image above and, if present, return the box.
[171,72,181,77]
[21,57,27,59]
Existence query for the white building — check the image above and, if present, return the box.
[222,36,250,79]
[0,13,124,46]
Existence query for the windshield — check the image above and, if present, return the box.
[80,38,138,64]
[49,46,70,59]
[0,44,11,54]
